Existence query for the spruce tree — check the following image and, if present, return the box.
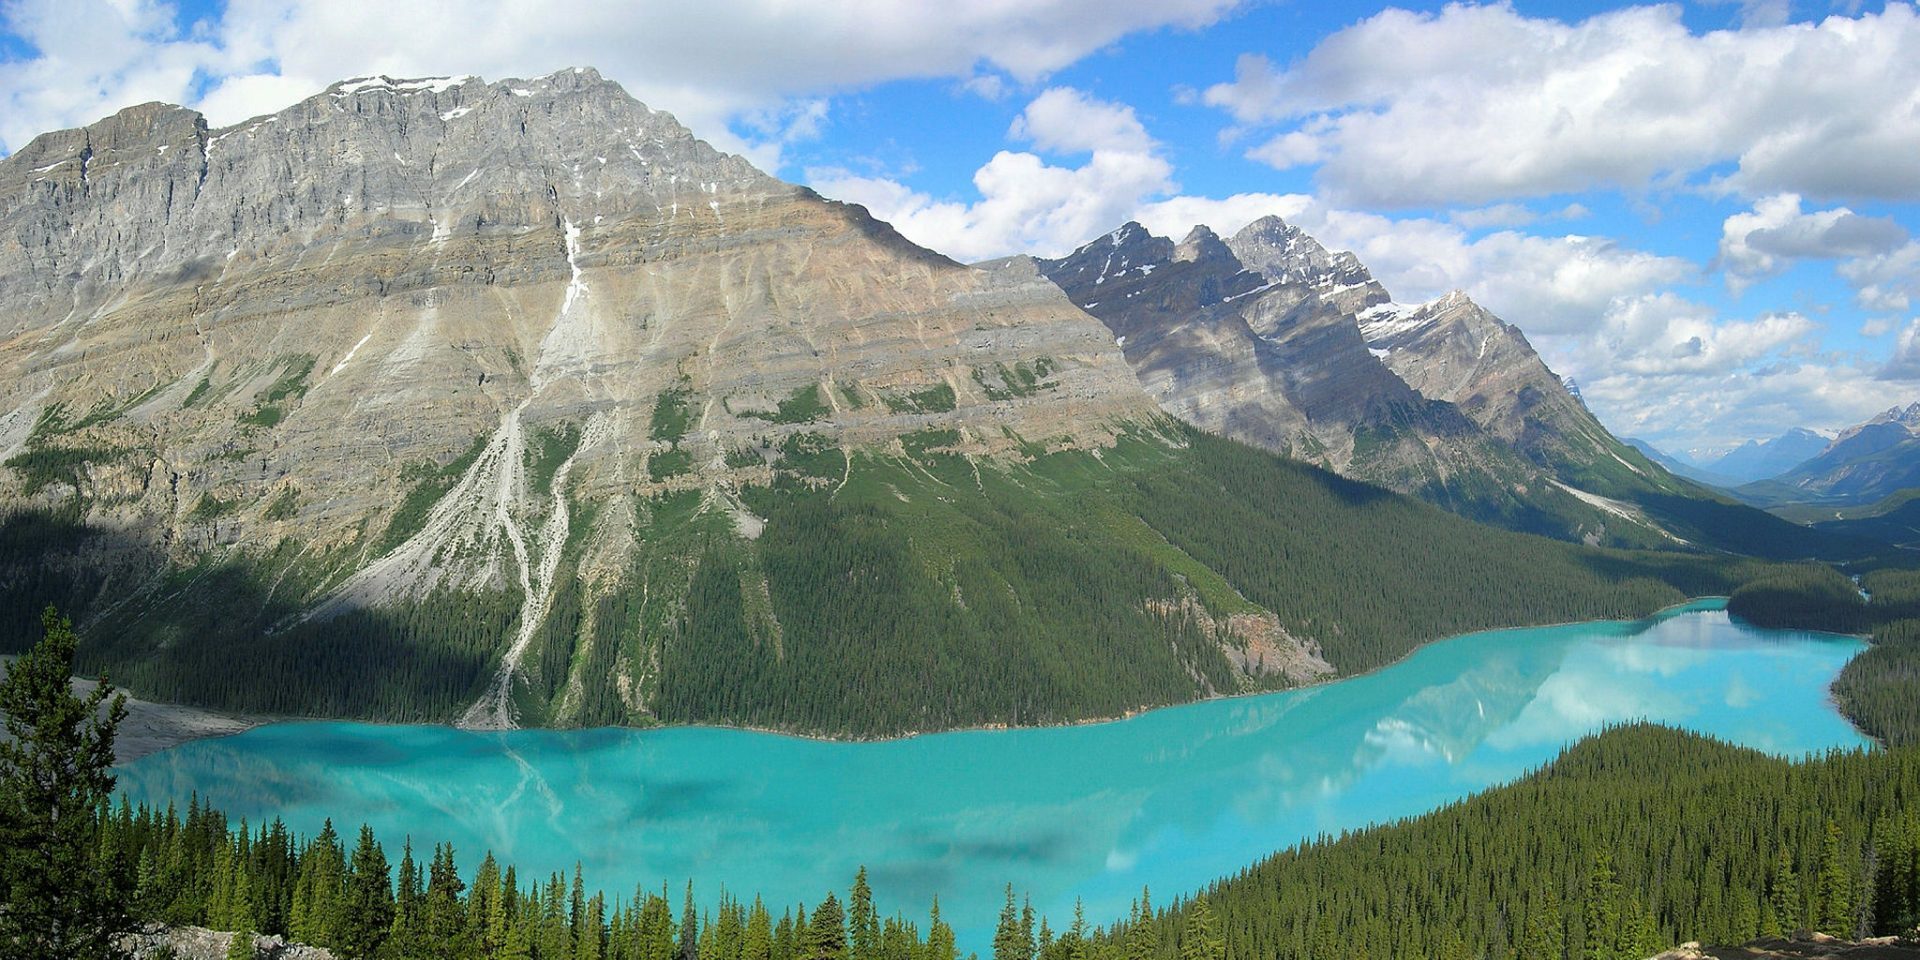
[924,898,956,960]
[1818,820,1857,937]
[993,886,1023,960]
[848,867,878,960]
[224,929,255,960]
[0,606,130,960]
[341,824,392,958]
[1769,848,1802,935]
[744,897,773,960]
[807,893,846,960]
[681,880,701,960]
[1178,898,1223,960]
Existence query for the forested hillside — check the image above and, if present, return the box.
[1112,726,1920,960]
[4,424,1828,736]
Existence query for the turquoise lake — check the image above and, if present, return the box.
[118,601,1870,949]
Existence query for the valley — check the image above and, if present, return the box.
[0,53,1914,960]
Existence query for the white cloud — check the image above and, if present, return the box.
[1009,87,1155,154]
[0,0,1243,161]
[1203,3,1920,206]
[1133,192,1310,242]
[1882,318,1920,380]
[1449,204,1539,230]
[1287,208,1693,335]
[1718,194,1908,293]
[811,86,1196,260]
[1841,241,1920,313]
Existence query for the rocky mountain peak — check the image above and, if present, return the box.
[1871,402,1920,428]
[1224,215,1372,291]
[1174,225,1234,264]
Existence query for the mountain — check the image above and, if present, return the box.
[1757,403,1920,505]
[1034,219,1858,561]
[1625,438,1741,488]
[0,70,1844,734]
[1705,427,1831,483]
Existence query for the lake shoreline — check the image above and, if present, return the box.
[111,593,1836,761]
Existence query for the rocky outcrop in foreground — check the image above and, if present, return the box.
[1656,932,1920,959]
[124,925,333,960]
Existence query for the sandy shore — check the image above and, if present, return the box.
[68,676,257,764]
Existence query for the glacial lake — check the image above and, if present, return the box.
[118,600,1869,948]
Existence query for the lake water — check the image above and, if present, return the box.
[118,601,1870,948]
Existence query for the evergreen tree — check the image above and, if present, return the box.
[993,886,1024,960]
[848,868,878,960]
[1818,820,1857,937]
[1584,852,1623,960]
[1177,898,1222,960]
[1769,848,1802,935]
[224,928,255,960]
[1126,889,1158,960]
[0,606,130,960]
[425,844,467,960]
[341,823,393,959]
[925,898,956,960]
[681,881,701,960]
[391,839,424,959]
[806,893,846,960]
[1520,889,1565,960]
[744,897,773,960]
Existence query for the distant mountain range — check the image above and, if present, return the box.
[1624,438,1743,488]
[1739,404,1920,508]
[1708,428,1833,484]
[0,68,1878,735]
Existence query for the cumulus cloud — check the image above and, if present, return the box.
[0,0,1242,160]
[1841,241,1920,313]
[809,87,1181,261]
[1543,297,1885,451]
[1289,209,1693,335]
[1881,318,1920,380]
[1202,3,1920,206]
[1718,194,1908,293]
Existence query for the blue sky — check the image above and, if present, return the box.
[3,0,1917,457]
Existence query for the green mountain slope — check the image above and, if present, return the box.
[1,422,1824,735]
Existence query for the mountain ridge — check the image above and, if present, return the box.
[0,68,1861,734]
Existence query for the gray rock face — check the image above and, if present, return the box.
[0,68,1158,727]
[1037,216,1692,543]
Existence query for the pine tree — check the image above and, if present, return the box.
[993,886,1023,960]
[1127,889,1157,960]
[341,823,393,959]
[681,881,701,960]
[1819,820,1858,937]
[744,897,773,960]
[0,606,131,960]
[1177,898,1223,960]
[848,868,878,960]
[1520,889,1565,960]
[224,928,255,960]
[425,843,467,960]
[1584,852,1623,960]
[924,898,956,960]
[807,893,846,960]
[1769,848,1802,935]
[391,839,424,959]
